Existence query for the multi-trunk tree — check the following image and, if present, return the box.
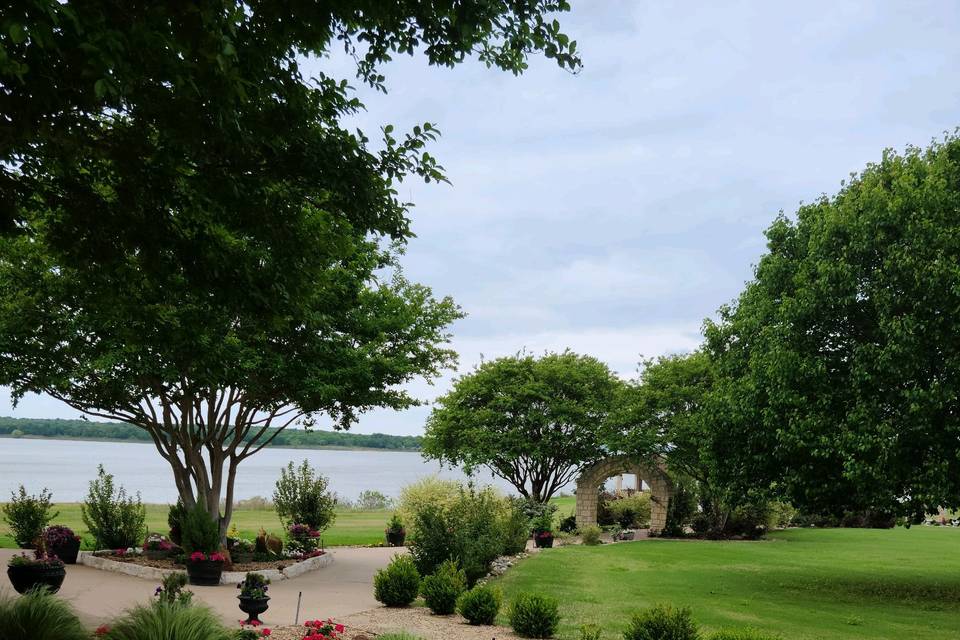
[0,1,581,536]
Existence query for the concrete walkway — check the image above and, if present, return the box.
[0,547,400,628]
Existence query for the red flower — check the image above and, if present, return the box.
[261,630,272,637]
[94,624,110,636]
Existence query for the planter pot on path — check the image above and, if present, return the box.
[187,560,224,586]
[49,538,81,564]
[534,534,554,549]
[238,595,270,624]
[385,531,406,547]
[7,564,66,594]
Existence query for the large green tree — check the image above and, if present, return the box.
[423,351,622,502]
[704,134,960,519]
[0,1,581,535]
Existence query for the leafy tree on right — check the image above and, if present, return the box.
[704,133,960,520]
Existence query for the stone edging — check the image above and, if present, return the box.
[78,551,334,585]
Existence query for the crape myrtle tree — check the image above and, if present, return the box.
[423,351,622,502]
[0,1,581,536]
[704,133,960,520]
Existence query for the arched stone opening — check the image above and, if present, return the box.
[575,455,672,534]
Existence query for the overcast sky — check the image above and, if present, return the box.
[3,1,959,435]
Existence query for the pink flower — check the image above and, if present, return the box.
[189,551,206,562]
[261,629,271,637]
[210,552,226,562]
[95,624,110,636]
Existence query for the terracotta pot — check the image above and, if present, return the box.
[238,595,270,624]
[186,559,223,586]
[7,564,66,594]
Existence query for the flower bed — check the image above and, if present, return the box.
[79,549,332,584]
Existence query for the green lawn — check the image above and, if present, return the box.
[0,503,391,549]
[492,527,960,640]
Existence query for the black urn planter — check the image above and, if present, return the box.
[49,538,81,564]
[385,530,406,547]
[7,564,67,594]
[187,560,224,586]
[534,533,554,549]
[238,595,270,624]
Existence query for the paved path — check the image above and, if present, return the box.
[0,547,400,628]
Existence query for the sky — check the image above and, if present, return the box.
[3,1,959,435]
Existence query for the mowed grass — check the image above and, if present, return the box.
[0,503,391,549]
[493,527,960,640]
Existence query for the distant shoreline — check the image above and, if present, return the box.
[0,433,420,453]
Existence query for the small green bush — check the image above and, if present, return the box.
[273,460,336,531]
[180,502,221,554]
[458,584,502,625]
[168,501,186,545]
[500,500,533,555]
[420,560,467,614]
[579,524,603,545]
[607,494,652,528]
[1,485,58,548]
[580,623,602,640]
[508,592,561,638]
[105,601,234,640]
[374,554,421,607]
[623,604,699,640]
[0,588,88,640]
[708,630,782,640]
[81,465,146,550]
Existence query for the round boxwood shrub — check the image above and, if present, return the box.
[374,554,421,607]
[420,560,467,614]
[508,592,560,638]
[624,604,699,640]
[458,584,502,625]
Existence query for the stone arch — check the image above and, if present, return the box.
[575,455,673,534]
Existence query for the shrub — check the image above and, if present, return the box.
[508,593,560,638]
[0,587,88,640]
[154,572,193,606]
[105,602,234,640]
[374,554,421,607]
[396,476,462,529]
[661,486,697,537]
[579,624,602,640]
[168,501,186,545]
[81,465,146,549]
[458,584,501,625]
[180,502,221,554]
[623,604,699,640]
[2,485,58,548]
[273,460,337,531]
[579,525,602,545]
[708,630,782,640]
[500,499,532,555]
[558,513,577,533]
[420,560,467,614]
[409,485,505,585]
[607,494,652,528]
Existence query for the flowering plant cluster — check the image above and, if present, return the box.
[237,622,272,638]
[43,525,80,548]
[303,618,344,639]
[143,533,175,552]
[237,572,271,599]
[154,572,193,606]
[288,523,321,540]
[7,550,64,568]
[535,530,554,539]
[113,547,143,557]
[94,624,110,637]
[233,538,255,553]
[189,551,226,562]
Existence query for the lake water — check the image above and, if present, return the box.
[0,437,525,504]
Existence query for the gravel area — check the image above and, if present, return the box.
[255,608,519,640]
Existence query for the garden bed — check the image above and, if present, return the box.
[79,550,333,584]
[262,608,521,640]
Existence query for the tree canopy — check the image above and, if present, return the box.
[704,133,960,519]
[0,1,581,534]
[423,351,622,502]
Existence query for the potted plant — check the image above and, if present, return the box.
[237,572,271,624]
[532,513,554,549]
[187,551,226,586]
[232,538,255,564]
[384,515,406,547]
[143,533,175,560]
[43,525,81,564]
[7,551,66,594]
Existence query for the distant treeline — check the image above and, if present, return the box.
[0,417,422,451]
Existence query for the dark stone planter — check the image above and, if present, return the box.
[186,560,224,586]
[238,595,270,624]
[49,538,81,564]
[534,534,554,549]
[385,530,406,547]
[7,564,66,594]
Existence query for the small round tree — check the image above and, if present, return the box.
[423,351,622,502]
